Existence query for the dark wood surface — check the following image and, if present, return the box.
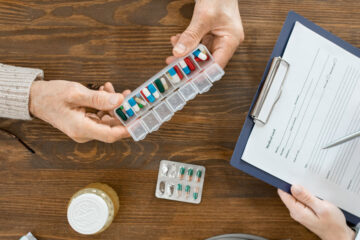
[0,1,359,239]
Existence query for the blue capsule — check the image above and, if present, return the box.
[168,67,177,76]
[123,102,134,117]
[179,60,191,75]
[128,97,140,112]
[147,84,160,99]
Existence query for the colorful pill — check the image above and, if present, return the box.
[187,168,194,181]
[184,57,196,71]
[160,77,169,90]
[123,102,134,117]
[148,83,160,99]
[128,97,140,112]
[196,169,202,182]
[185,185,191,198]
[193,187,199,200]
[177,183,182,197]
[179,166,185,180]
[134,96,146,108]
[168,68,180,83]
[193,49,207,61]
[116,106,127,121]
[174,65,183,79]
[154,79,165,93]
[141,88,155,103]
[179,60,191,75]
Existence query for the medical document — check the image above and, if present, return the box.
[243,22,360,216]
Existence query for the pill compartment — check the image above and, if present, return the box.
[192,73,213,94]
[152,75,175,96]
[139,84,163,106]
[166,91,186,112]
[130,93,150,113]
[204,63,225,82]
[153,101,174,123]
[114,104,138,125]
[165,64,187,87]
[178,56,200,79]
[178,82,198,101]
[155,160,205,204]
[127,120,148,141]
[141,111,161,132]
[192,45,212,69]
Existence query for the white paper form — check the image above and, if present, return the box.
[243,22,360,216]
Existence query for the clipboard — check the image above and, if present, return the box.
[230,11,360,225]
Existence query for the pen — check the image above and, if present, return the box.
[322,130,360,149]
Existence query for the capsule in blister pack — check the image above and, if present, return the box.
[155,160,205,204]
[113,44,225,141]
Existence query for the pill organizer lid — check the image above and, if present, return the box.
[67,193,109,235]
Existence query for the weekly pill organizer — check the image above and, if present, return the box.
[114,44,225,141]
[155,160,205,204]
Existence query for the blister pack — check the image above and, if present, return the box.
[155,160,205,204]
[113,44,225,141]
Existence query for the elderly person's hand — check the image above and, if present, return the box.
[278,185,356,240]
[29,80,130,143]
[166,0,244,68]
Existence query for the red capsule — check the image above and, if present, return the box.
[185,57,196,71]
[174,65,183,80]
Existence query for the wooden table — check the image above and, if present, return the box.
[0,1,358,239]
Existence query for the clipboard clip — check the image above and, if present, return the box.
[251,57,289,125]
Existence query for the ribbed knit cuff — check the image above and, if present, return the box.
[0,64,44,120]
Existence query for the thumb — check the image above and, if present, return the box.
[79,89,124,111]
[173,20,210,57]
[291,185,322,213]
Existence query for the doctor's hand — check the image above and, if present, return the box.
[278,185,355,240]
[29,80,130,143]
[166,0,244,68]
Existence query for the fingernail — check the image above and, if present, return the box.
[174,43,186,54]
[109,95,120,105]
[292,185,302,195]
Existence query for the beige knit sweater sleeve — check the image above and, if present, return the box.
[0,63,44,120]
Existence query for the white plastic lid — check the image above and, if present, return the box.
[67,193,109,235]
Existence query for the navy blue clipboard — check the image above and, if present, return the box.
[230,11,360,225]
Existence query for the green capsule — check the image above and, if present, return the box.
[185,185,190,193]
[180,166,185,175]
[134,97,145,108]
[187,168,194,181]
[196,170,202,182]
[116,106,127,121]
[177,183,182,191]
[154,78,165,93]
[193,187,199,200]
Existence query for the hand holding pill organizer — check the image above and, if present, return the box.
[114,44,225,141]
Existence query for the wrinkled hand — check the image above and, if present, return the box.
[278,185,355,240]
[167,0,244,68]
[29,80,130,143]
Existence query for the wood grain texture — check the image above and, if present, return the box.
[0,0,359,239]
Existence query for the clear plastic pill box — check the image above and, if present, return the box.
[155,160,205,204]
[114,44,225,141]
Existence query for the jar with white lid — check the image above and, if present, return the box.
[67,183,119,235]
